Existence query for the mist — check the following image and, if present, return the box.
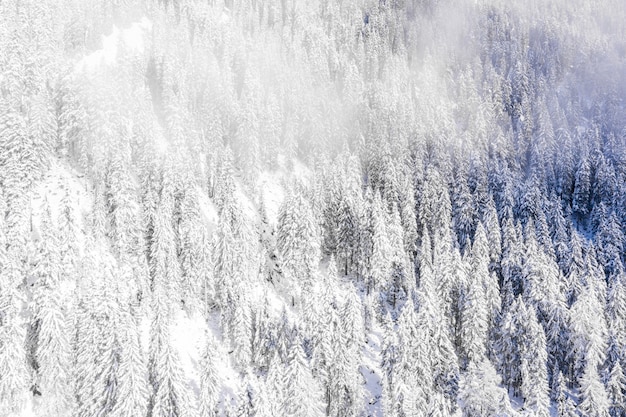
[1,1,626,416]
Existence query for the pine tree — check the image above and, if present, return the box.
[607,361,626,417]
[334,291,365,417]
[399,178,418,257]
[573,157,591,219]
[31,202,75,416]
[387,205,410,308]
[452,174,476,255]
[500,217,524,297]
[578,361,611,417]
[199,334,220,417]
[266,353,286,415]
[474,224,500,328]
[236,376,256,417]
[253,377,276,417]
[0,95,50,198]
[553,370,577,417]
[381,312,398,417]
[111,309,149,417]
[0,218,29,416]
[393,296,433,416]
[105,152,139,261]
[459,359,515,417]
[565,228,586,305]
[148,288,195,417]
[550,195,570,277]
[596,210,624,279]
[480,196,501,271]
[459,271,489,367]
[368,192,390,295]
[149,189,182,307]
[230,292,253,370]
[607,274,626,364]
[213,216,236,311]
[74,247,122,417]
[496,296,549,411]
[569,280,608,380]
[281,339,324,417]
[178,181,207,311]
[418,165,452,239]
[276,189,320,304]
[336,193,358,276]
[520,307,551,417]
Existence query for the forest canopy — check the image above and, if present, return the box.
[1,0,625,416]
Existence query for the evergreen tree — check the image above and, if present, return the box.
[230,292,253,370]
[399,178,418,257]
[387,205,410,307]
[520,307,551,417]
[554,370,578,417]
[459,271,489,367]
[607,362,626,417]
[573,157,591,219]
[452,174,476,255]
[481,198,502,272]
[569,280,608,380]
[469,223,500,332]
[213,216,236,312]
[74,248,122,417]
[0,218,29,416]
[459,359,515,417]
[282,339,324,417]
[276,188,320,304]
[236,376,256,417]
[578,361,611,417]
[368,192,390,295]
[199,334,220,417]
[111,309,149,417]
[336,193,358,276]
[266,353,286,416]
[31,202,75,416]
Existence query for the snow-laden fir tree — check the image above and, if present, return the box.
[607,361,626,417]
[31,202,75,417]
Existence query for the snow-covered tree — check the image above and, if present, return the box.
[607,362,626,417]
[459,359,516,417]
[281,338,324,417]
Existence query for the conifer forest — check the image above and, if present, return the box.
[1,0,626,416]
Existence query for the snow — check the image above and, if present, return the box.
[18,400,35,417]
[26,156,389,417]
[248,279,291,321]
[257,159,312,226]
[220,9,231,25]
[197,185,219,232]
[258,171,285,226]
[362,329,384,417]
[31,159,93,254]
[203,311,242,406]
[154,129,169,155]
[74,17,152,73]
[171,309,205,396]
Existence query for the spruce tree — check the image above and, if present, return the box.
[282,339,324,417]
[607,362,626,417]
[199,334,220,417]
[111,309,149,417]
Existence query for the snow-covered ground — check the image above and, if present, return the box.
[362,329,384,417]
[74,17,152,73]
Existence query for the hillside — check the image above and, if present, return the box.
[1,1,626,417]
